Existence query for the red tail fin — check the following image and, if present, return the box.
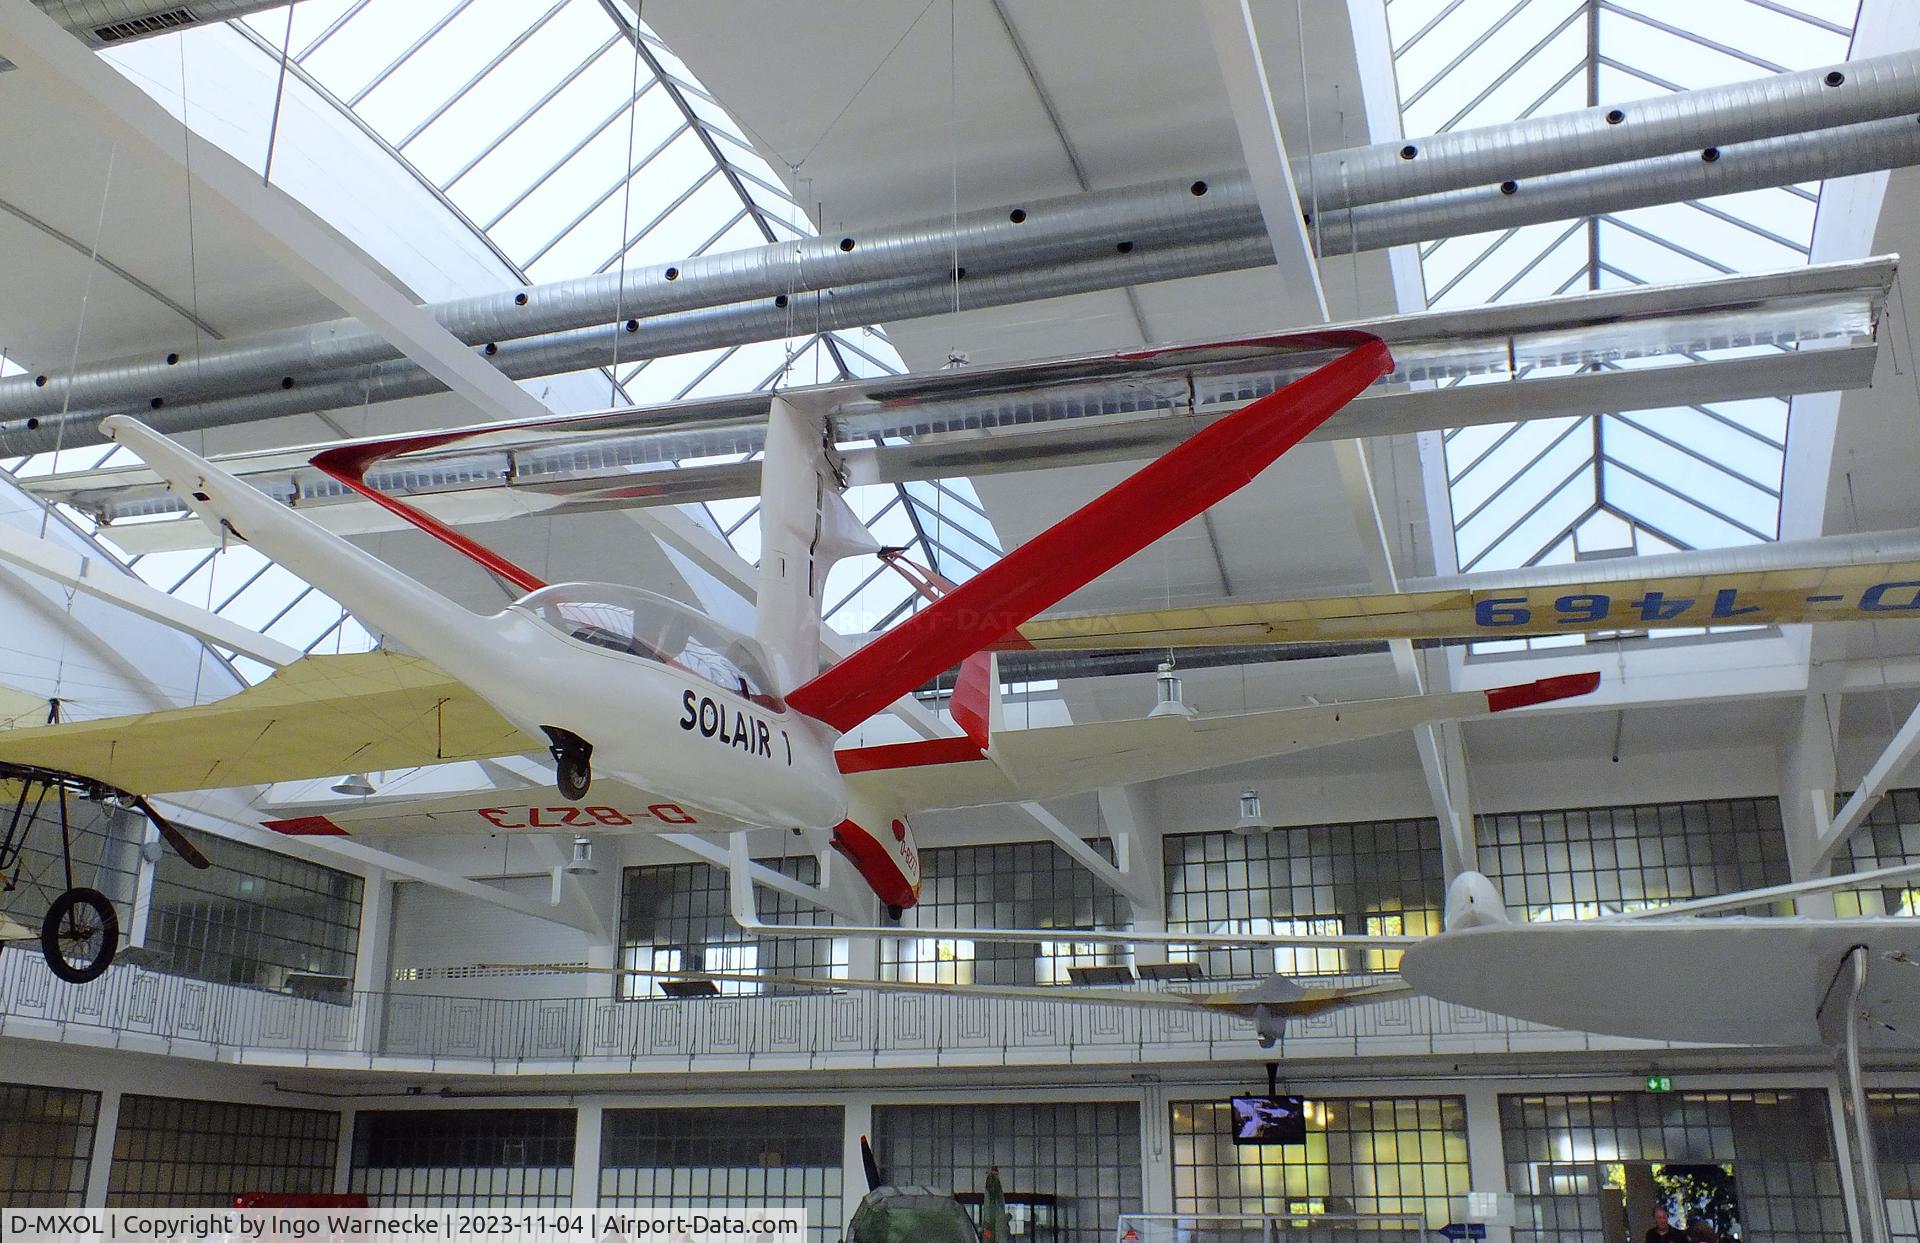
[786,334,1393,732]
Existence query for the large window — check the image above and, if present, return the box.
[1387,0,1861,580]
[0,796,359,995]
[873,1102,1142,1243]
[1501,1091,1847,1243]
[1873,1092,1920,1243]
[141,827,363,995]
[883,840,1129,985]
[0,1082,99,1207]
[1171,1096,1467,1231]
[1477,796,1788,921]
[1836,788,1920,917]
[108,1095,338,1206]
[1163,821,1444,980]
[350,1110,573,1207]
[600,1107,842,1243]
[618,858,846,999]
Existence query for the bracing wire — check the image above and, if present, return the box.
[611,0,647,407]
[262,2,297,186]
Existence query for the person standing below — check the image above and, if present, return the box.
[1645,1206,1686,1243]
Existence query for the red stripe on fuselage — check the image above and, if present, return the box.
[829,819,918,909]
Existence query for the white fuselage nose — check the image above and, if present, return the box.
[439,606,849,830]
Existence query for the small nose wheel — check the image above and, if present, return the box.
[542,726,594,801]
[40,887,118,984]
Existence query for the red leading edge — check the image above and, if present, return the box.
[310,433,550,595]
[785,332,1396,732]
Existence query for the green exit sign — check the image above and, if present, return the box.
[1646,1075,1673,1092]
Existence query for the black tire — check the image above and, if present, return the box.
[41,887,118,984]
[556,756,591,801]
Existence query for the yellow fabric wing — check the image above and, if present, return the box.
[0,651,536,796]
[1016,560,1920,648]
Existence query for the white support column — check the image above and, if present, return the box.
[1205,0,1470,841]
[83,1088,120,1208]
[1813,696,1920,874]
[1461,1083,1513,1243]
[841,1096,875,1227]
[351,868,393,995]
[1139,1082,1175,1215]
[333,1108,357,1196]
[573,1103,604,1209]
[1098,786,1167,966]
[1782,691,1843,916]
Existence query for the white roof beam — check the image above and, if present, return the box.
[0,521,299,666]
[1809,697,1920,874]
[1206,0,1464,852]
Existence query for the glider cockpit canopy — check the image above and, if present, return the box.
[513,583,780,707]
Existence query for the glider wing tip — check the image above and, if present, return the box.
[1484,669,1602,713]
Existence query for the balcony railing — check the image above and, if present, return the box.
[0,947,1663,1071]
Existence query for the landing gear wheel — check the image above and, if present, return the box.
[542,726,594,802]
[556,755,591,801]
[885,904,904,920]
[40,887,118,984]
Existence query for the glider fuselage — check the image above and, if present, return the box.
[461,584,847,831]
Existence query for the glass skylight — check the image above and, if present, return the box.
[1386,0,1860,576]
[5,0,1001,679]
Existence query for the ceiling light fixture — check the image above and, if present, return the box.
[1233,788,1268,835]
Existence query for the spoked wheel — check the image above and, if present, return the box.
[40,887,118,984]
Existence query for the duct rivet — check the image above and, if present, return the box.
[1826,70,1845,87]
[149,397,164,409]
[625,319,639,332]
[1500,180,1518,195]
[483,342,498,356]
[25,418,38,430]
[1009,208,1027,223]
[165,352,180,365]
[1116,240,1136,254]
[839,237,856,252]
[1605,108,1624,125]
[774,294,789,308]
[1190,179,1209,196]
[514,292,529,306]
[33,375,46,388]
[1701,147,1720,162]
[280,376,295,389]
[664,266,680,280]
[1400,144,1418,160]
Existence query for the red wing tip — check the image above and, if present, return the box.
[1484,670,1602,712]
[263,815,349,836]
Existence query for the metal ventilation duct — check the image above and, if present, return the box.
[1298,50,1920,211]
[6,47,1920,427]
[8,103,1914,457]
[17,0,295,53]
